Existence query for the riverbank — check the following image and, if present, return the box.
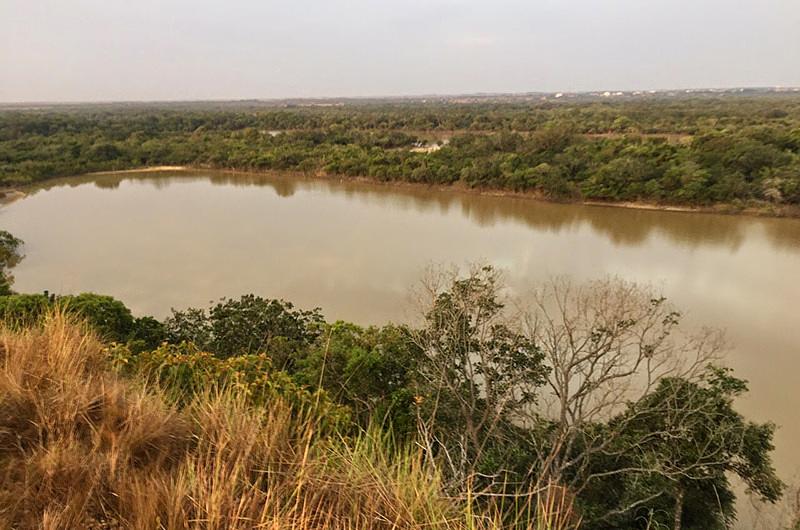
[4,98,798,222]
[77,165,800,219]
[3,164,799,218]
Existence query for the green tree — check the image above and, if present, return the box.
[164,295,323,362]
[295,322,421,435]
[129,316,167,352]
[0,231,23,295]
[61,293,135,343]
[604,367,784,530]
[0,293,51,325]
[412,266,548,489]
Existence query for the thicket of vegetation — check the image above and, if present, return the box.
[0,250,788,528]
[2,96,800,210]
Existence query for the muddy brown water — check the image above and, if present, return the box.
[2,170,799,526]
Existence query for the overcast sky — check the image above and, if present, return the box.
[1,0,798,102]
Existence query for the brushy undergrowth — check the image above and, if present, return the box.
[0,312,580,530]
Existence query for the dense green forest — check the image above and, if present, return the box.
[0,230,787,529]
[2,95,800,211]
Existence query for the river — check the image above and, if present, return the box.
[2,170,799,526]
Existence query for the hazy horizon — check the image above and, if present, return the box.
[3,85,800,106]
[2,0,799,103]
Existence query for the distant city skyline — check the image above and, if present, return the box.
[2,0,798,103]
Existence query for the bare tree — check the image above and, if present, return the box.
[411,269,782,528]
[523,277,720,483]
[518,277,790,527]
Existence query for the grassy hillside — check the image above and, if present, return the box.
[2,313,578,529]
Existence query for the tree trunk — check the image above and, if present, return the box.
[673,484,685,530]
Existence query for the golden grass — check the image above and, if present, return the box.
[0,313,580,530]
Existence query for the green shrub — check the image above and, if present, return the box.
[0,294,51,326]
[61,293,134,343]
[110,341,350,431]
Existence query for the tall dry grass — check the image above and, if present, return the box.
[0,313,580,530]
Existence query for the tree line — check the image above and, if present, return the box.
[1,96,800,210]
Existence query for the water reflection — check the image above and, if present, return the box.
[28,170,800,252]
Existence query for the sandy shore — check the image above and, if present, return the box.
[87,166,189,175]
